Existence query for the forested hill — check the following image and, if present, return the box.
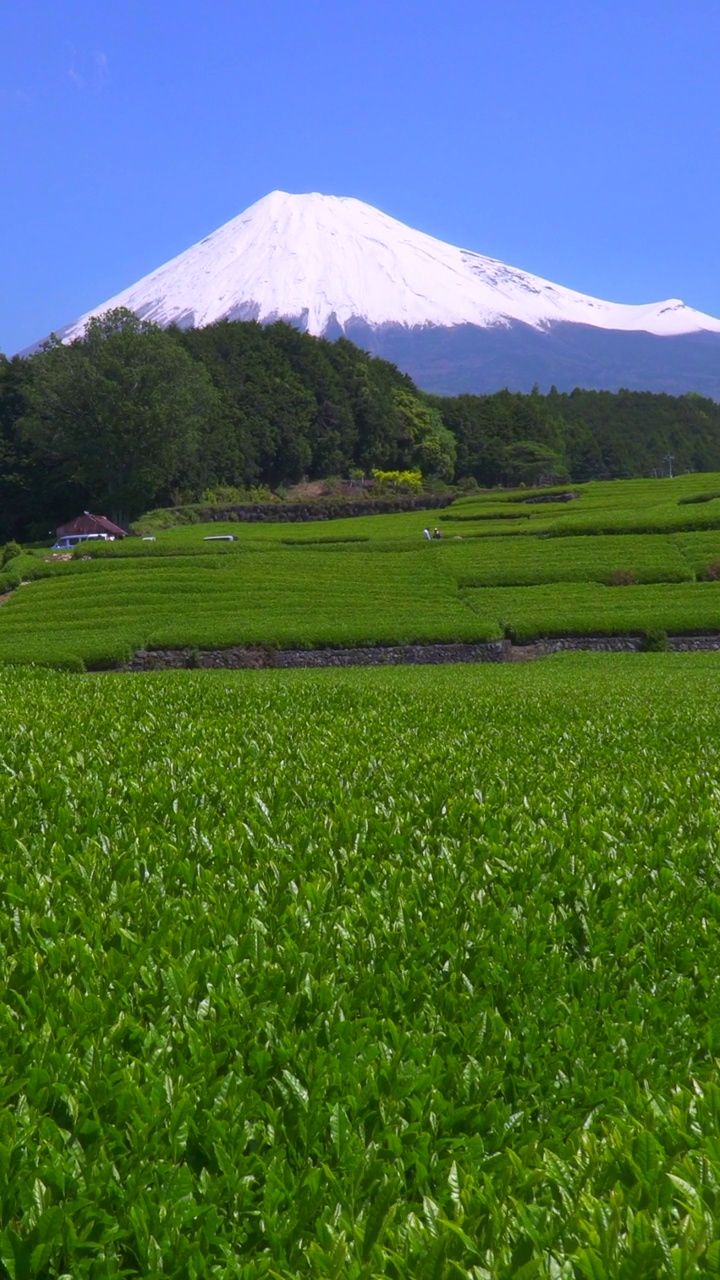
[435,385,720,487]
[2,309,720,538]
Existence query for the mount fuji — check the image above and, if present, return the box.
[39,191,720,397]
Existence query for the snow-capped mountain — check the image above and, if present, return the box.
[38,192,720,396]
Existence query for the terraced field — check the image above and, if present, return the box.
[462,581,720,643]
[4,475,720,667]
[0,548,498,669]
[440,474,720,537]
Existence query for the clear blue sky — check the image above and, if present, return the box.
[2,0,719,354]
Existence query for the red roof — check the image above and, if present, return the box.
[56,512,129,538]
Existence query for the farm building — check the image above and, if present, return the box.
[56,512,130,540]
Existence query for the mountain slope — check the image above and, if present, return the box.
[37,191,720,395]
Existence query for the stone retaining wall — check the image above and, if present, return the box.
[125,640,511,671]
[545,635,720,654]
[543,637,643,653]
[668,635,720,652]
[121,633,720,672]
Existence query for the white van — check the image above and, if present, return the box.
[51,533,115,551]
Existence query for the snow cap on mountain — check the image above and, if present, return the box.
[55,190,720,344]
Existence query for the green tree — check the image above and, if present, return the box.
[179,320,320,487]
[22,309,216,519]
[391,389,457,481]
[0,354,30,538]
[0,353,70,540]
[501,440,569,486]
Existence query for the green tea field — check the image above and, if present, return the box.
[4,475,720,667]
[2,657,720,1276]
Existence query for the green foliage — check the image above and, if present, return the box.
[1,658,720,1274]
[391,388,457,481]
[21,309,217,520]
[0,550,69,595]
[501,438,569,486]
[435,386,720,487]
[0,351,83,543]
[0,540,21,567]
[444,530,692,587]
[371,468,423,492]
[8,316,720,542]
[131,504,210,531]
[176,320,426,491]
[199,483,276,505]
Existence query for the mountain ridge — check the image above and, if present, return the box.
[30,191,720,397]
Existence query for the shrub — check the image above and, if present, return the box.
[0,570,21,594]
[607,568,639,586]
[371,469,423,494]
[0,540,22,567]
[201,484,276,505]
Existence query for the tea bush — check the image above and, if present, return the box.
[607,567,639,586]
[2,658,720,1275]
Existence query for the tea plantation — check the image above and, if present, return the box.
[2,657,720,1276]
[4,477,720,1277]
[4,475,720,667]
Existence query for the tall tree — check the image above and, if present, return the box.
[0,353,65,540]
[22,309,216,519]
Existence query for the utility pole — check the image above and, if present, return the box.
[664,452,674,479]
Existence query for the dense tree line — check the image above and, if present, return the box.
[2,310,720,539]
[435,385,720,486]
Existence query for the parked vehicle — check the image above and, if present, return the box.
[51,533,115,551]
